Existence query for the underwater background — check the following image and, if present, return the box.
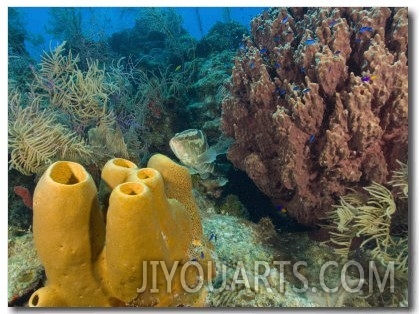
[8,7,408,307]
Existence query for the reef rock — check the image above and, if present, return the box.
[221,7,408,225]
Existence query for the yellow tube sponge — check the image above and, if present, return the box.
[147,153,203,240]
[101,158,137,190]
[106,181,168,304]
[147,154,215,289]
[29,156,213,307]
[29,161,111,307]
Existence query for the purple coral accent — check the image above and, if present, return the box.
[115,110,141,133]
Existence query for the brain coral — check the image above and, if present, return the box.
[221,7,408,225]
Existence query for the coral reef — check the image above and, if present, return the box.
[323,161,408,306]
[221,7,408,225]
[195,21,249,58]
[203,214,310,307]
[216,194,249,218]
[45,8,110,69]
[33,41,116,127]
[109,8,196,71]
[188,50,235,139]
[28,155,214,307]
[8,7,410,309]
[8,92,93,176]
[8,232,43,306]
[201,214,371,307]
[8,42,146,176]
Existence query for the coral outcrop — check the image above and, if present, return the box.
[29,155,214,307]
[221,7,408,225]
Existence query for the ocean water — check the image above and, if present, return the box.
[8,7,408,308]
[15,7,267,60]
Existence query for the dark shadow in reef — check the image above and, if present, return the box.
[223,166,311,233]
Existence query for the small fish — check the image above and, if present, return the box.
[281,16,288,24]
[300,67,306,73]
[361,75,371,82]
[370,75,377,80]
[43,79,55,90]
[191,258,198,262]
[260,48,268,54]
[276,87,286,96]
[305,39,317,45]
[200,252,205,259]
[334,50,341,55]
[308,134,315,144]
[359,26,373,34]
[281,207,287,214]
[329,20,337,27]
[249,61,255,69]
[302,88,311,93]
[293,86,300,91]
[276,205,283,211]
[174,65,182,72]
[275,62,281,69]
[355,38,362,43]
[209,233,216,241]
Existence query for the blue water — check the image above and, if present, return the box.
[13,7,267,61]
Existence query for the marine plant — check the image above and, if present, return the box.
[323,161,408,306]
[46,8,110,68]
[325,182,399,260]
[31,41,116,127]
[46,8,83,45]
[8,42,133,175]
[8,92,93,176]
[196,21,249,58]
[8,8,29,56]
[137,8,196,62]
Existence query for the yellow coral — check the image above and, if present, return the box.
[29,155,214,307]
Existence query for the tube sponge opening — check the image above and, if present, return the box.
[49,161,87,185]
[118,182,146,196]
[112,158,137,169]
[136,168,158,180]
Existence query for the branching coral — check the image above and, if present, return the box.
[8,92,93,175]
[88,121,130,162]
[324,181,407,265]
[323,166,408,306]
[136,8,196,62]
[8,42,139,175]
[388,160,408,198]
[32,41,117,127]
